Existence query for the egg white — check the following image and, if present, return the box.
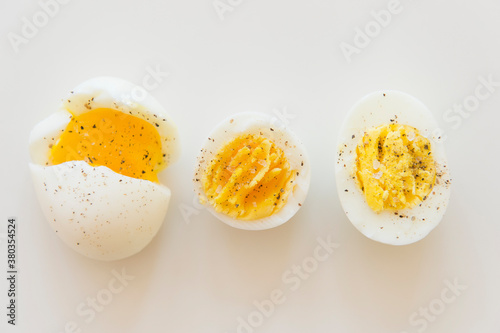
[29,77,179,261]
[335,91,451,245]
[30,161,170,260]
[194,112,310,230]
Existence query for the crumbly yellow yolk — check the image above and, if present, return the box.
[202,134,296,220]
[50,108,165,182]
[355,124,436,212]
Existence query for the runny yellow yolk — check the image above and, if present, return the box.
[202,134,296,220]
[355,124,436,212]
[50,108,165,182]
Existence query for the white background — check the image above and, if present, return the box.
[1,0,500,332]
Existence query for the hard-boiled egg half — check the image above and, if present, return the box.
[194,112,310,230]
[336,91,451,245]
[29,77,180,261]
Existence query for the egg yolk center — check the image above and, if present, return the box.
[50,108,165,182]
[202,134,296,220]
[355,124,436,212]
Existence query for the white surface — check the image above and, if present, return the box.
[1,0,499,332]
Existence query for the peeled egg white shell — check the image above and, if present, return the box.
[194,112,310,230]
[30,161,170,261]
[29,76,179,260]
[335,91,451,245]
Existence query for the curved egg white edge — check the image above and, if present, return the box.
[29,109,72,166]
[29,161,171,261]
[193,112,311,230]
[335,90,452,245]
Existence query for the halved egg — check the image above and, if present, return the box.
[194,112,310,230]
[29,77,180,260]
[336,91,451,245]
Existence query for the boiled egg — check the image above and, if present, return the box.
[194,112,310,230]
[336,91,451,245]
[29,77,180,260]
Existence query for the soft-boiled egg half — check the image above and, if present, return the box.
[29,77,180,260]
[336,91,451,245]
[194,112,310,230]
